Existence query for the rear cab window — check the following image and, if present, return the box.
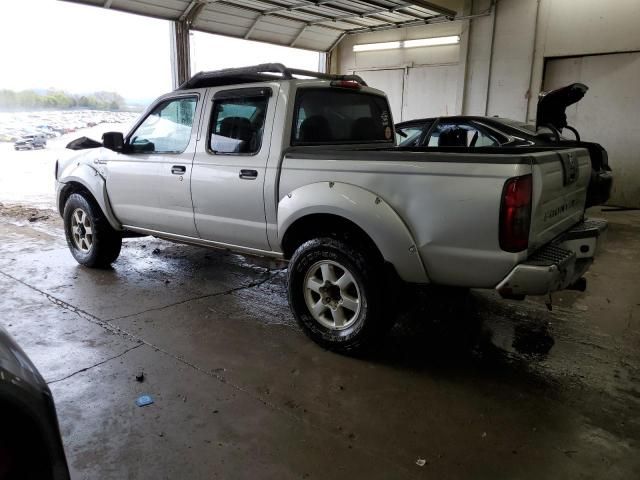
[291,87,394,146]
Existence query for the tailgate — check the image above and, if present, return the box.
[528,148,591,251]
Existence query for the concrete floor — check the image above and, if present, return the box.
[0,204,639,479]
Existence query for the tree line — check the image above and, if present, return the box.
[0,89,125,111]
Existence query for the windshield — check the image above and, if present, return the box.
[292,88,394,145]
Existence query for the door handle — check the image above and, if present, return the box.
[239,169,258,180]
[171,165,186,175]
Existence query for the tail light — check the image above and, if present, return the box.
[500,174,532,252]
[330,80,361,89]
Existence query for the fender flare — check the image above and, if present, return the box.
[278,182,429,283]
[58,164,122,231]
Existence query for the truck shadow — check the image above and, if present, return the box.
[371,286,556,372]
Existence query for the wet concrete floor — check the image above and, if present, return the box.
[0,205,639,479]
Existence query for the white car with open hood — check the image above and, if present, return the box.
[55,64,607,353]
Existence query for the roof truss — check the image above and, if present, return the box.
[60,0,459,51]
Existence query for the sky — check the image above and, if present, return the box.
[0,0,320,102]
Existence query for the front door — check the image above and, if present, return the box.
[104,95,200,236]
[191,86,276,251]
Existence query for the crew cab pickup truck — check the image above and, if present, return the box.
[55,64,607,353]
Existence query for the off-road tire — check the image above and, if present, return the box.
[63,193,122,268]
[288,237,393,354]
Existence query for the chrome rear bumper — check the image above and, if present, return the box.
[496,218,607,297]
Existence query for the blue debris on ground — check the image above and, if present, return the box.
[136,395,154,407]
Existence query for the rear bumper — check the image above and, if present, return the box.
[496,218,607,297]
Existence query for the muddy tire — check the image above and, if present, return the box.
[288,237,393,354]
[63,193,122,268]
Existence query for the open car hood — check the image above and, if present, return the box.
[536,83,588,131]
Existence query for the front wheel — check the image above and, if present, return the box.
[288,237,393,354]
[63,193,122,268]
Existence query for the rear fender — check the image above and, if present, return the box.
[278,182,429,283]
[58,163,122,230]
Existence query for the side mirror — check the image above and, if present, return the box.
[102,131,125,152]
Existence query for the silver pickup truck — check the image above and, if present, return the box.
[55,64,607,353]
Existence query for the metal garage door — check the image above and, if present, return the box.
[402,65,458,120]
[354,69,405,123]
[355,65,458,124]
[544,52,640,207]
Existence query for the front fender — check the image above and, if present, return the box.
[278,182,429,283]
[57,162,122,231]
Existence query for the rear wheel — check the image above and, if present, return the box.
[288,237,394,354]
[63,193,122,268]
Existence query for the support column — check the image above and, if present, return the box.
[171,20,191,88]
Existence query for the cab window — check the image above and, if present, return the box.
[292,88,393,145]
[129,97,197,154]
[209,94,269,154]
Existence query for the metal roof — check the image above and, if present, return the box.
[61,0,458,51]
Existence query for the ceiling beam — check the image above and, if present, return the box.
[347,12,449,33]
[179,0,209,24]
[214,1,349,32]
[307,8,420,28]
[405,0,456,18]
[245,0,449,32]
[261,0,423,22]
[348,0,423,20]
[237,0,380,29]
[327,31,346,52]
[244,15,262,39]
[290,25,307,47]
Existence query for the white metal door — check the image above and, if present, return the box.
[354,69,405,123]
[544,52,640,207]
[402,65,458,121]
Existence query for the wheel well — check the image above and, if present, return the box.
[58,181,93,216]
[281,214,384,263]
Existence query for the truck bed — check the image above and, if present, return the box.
[279,146,591,287]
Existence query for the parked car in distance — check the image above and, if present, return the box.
[395,83,612,207]
[55,64,607,353]
[0,326,70,480]
[14,133,47,150]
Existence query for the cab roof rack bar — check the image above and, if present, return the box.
[178,63,367,89]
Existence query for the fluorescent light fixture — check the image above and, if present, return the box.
[353,35,460,52]
[353,41,401,52]
[404,35,460,48]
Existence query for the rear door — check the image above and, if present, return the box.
[528,148,591,251]
[190,86,277,251]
